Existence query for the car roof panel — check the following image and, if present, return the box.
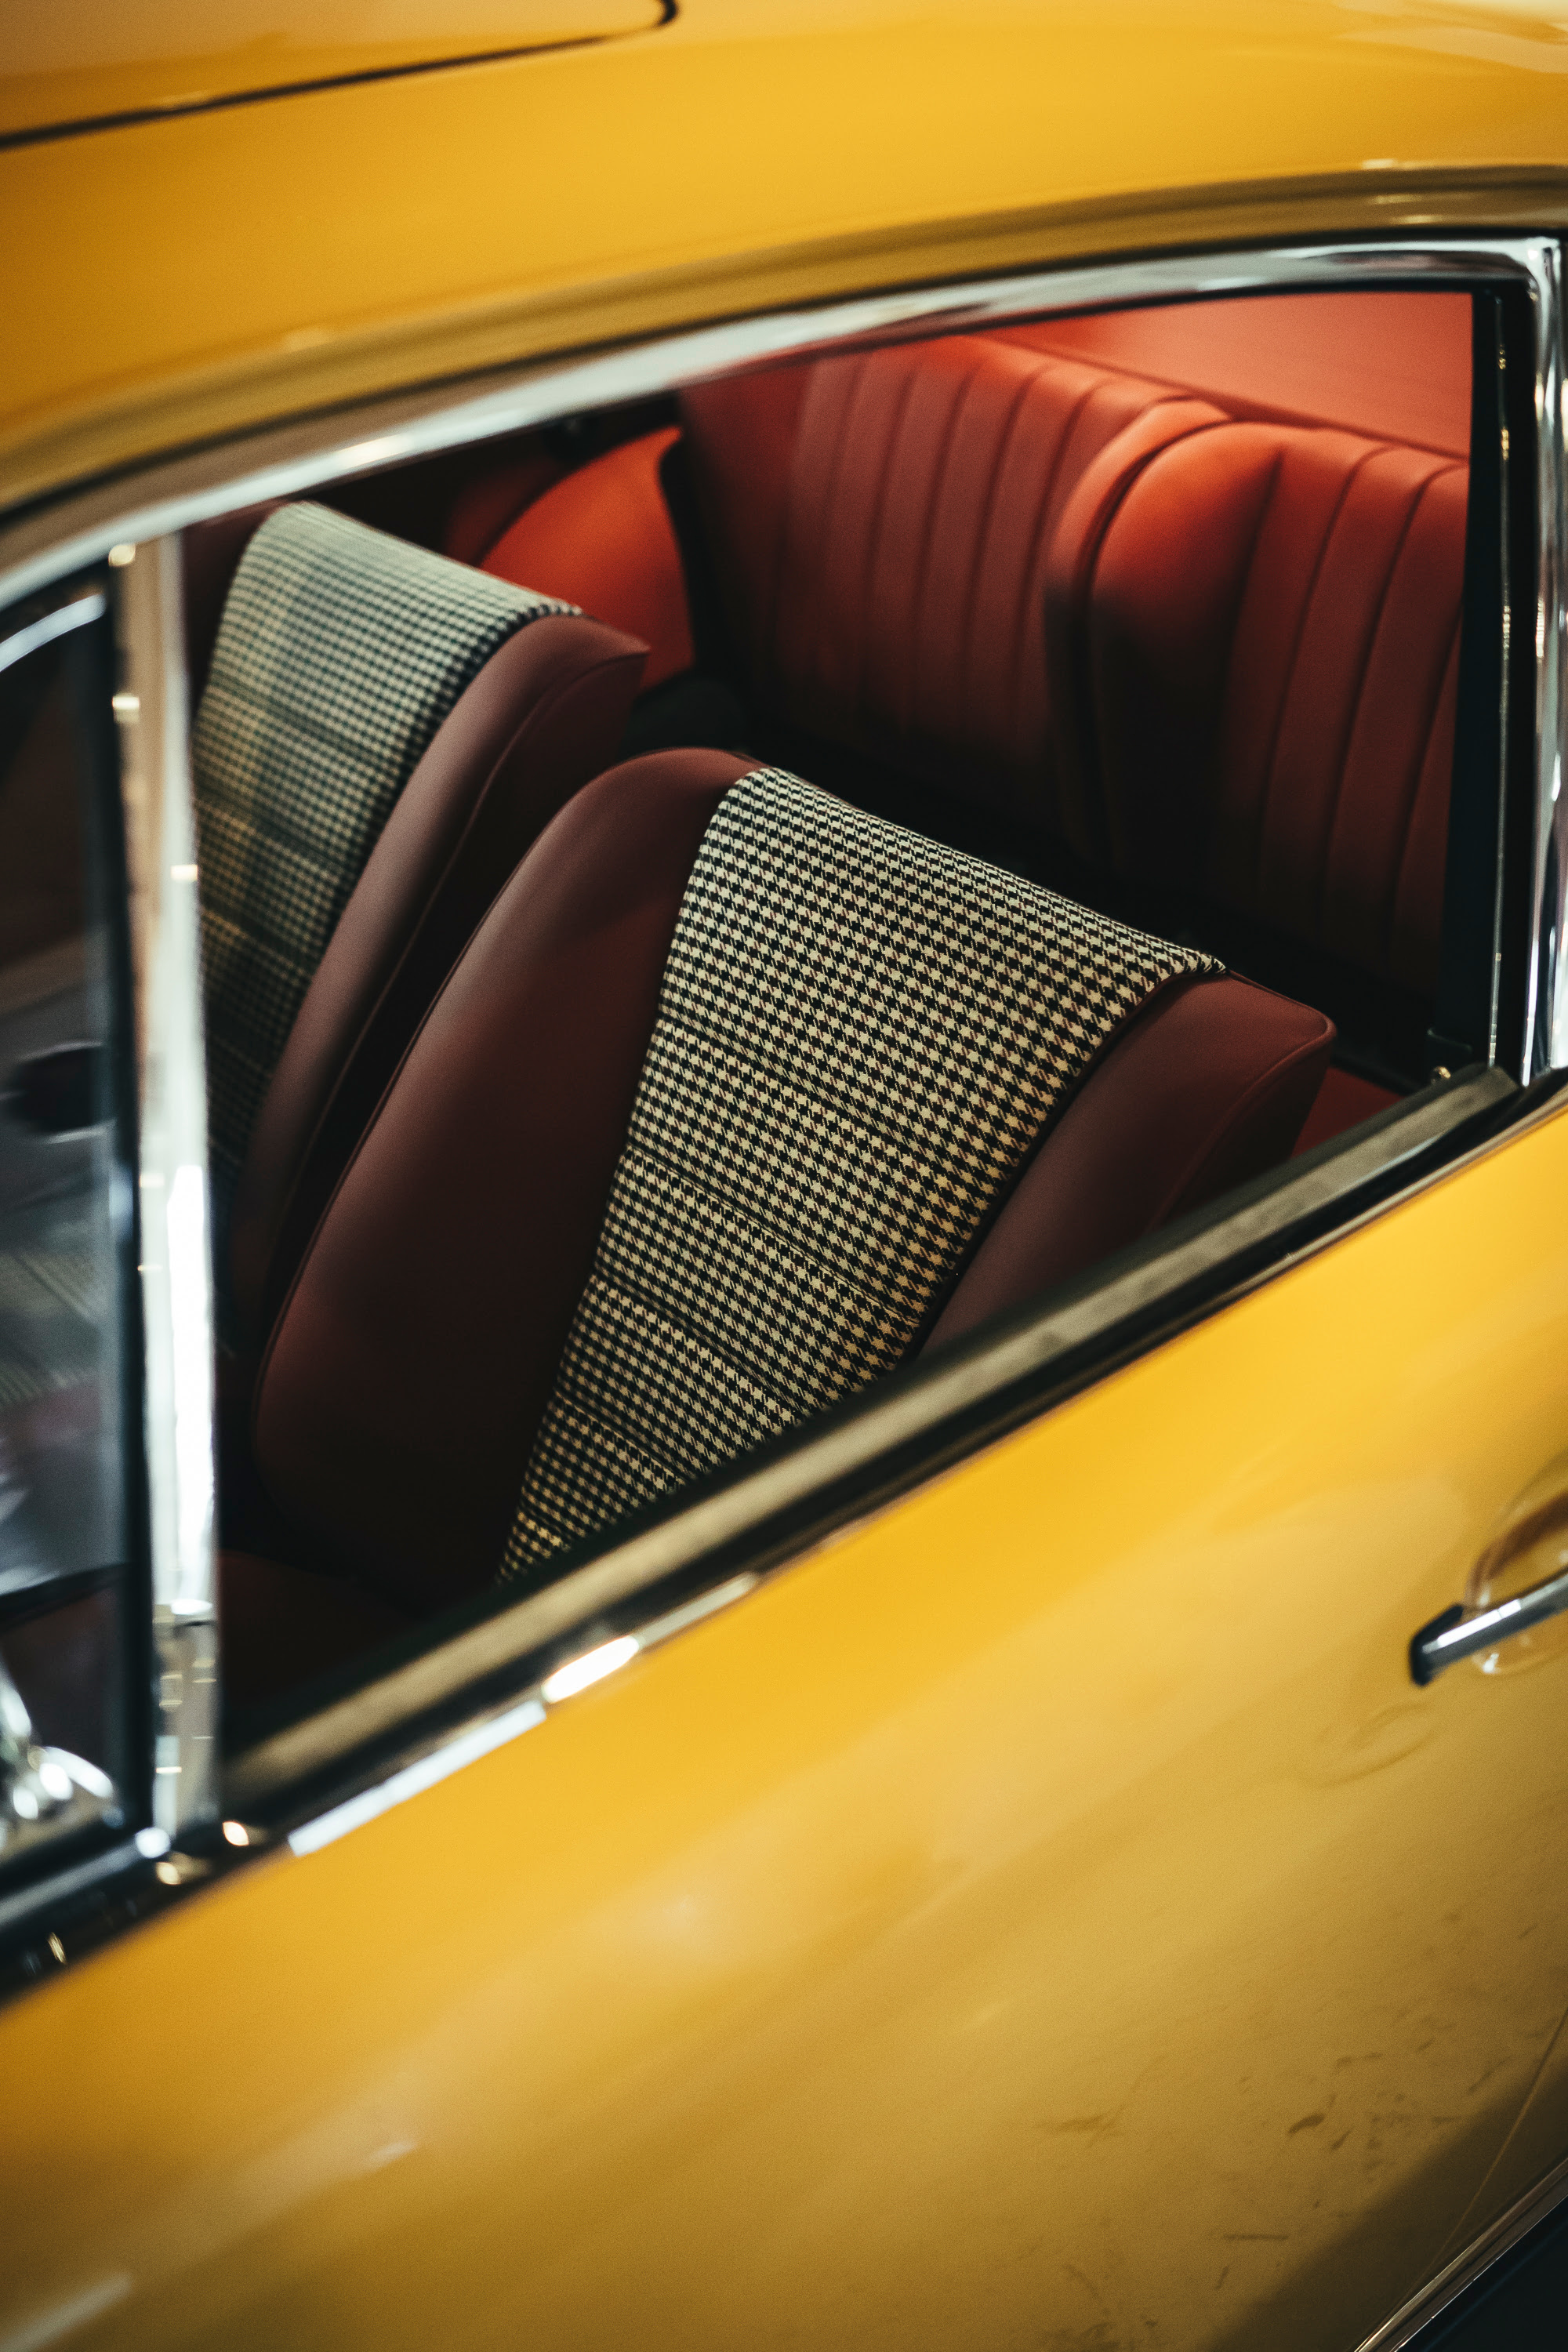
[3,0,1567,519]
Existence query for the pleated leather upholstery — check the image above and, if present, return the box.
[1054,419,1468,990]
[683,337,1206,826]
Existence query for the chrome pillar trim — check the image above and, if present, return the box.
[113,539,218,1835]
[1526,240,1568,1076]
[1350,2149,1568,2352]
[0,237,1554,618]
[0,1835,147,1947]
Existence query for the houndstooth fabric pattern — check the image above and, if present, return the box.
[192,500,575,1304]
[500,768,1218,1581]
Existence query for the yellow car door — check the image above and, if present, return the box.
[1,34,1566,2338]
[2,1074,1566,2352]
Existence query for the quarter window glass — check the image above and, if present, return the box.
[0,593,136,1870]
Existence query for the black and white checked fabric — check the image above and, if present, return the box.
[500,768,1218,1581]
[193,501,575,1310]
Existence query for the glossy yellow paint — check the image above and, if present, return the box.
[4,2,1568,513]
[6,6,1568,2340]
[0,0,666,143]
[4,1100,1568,2350]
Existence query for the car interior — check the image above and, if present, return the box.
[2,283,1486,1760]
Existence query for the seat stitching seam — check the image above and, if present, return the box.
[1386,604,1465,971]
[1246,444,1368,909]
[1153,1022,1337,1218]
[564,1272,800,1427]
[776,361,859,696]
[804,357,879,708]
[1312,460,1446,945]
[1002,372,1103,754]
[608,1131,891,1313]
[898,343,989,740]
[1069,405,1228,864]
[956,360,1047,751]
[855,358,924,732]
[641,1008,985,1191]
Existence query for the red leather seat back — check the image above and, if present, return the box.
[253,752,1331,1610]
[185,503,650,1348]
[1051,419,1467,992]
[682,339,1212,827]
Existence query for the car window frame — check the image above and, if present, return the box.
[0,226,1560,1980]
[0,572,161,1948]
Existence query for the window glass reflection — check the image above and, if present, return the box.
[0,598,132,1867]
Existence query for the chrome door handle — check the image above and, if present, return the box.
[1411,1566,1568,1684]
[1410,1465,1568,1686]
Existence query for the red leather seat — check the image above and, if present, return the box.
[1047,419,1466,987]
[1044,418,1467,1136]
[235,750,1331,1668]
[479,341,1210,822]
[185,503,649,1348]
[684,340,1221,826]
[481,427,694,690]
[460,318,1471,1151]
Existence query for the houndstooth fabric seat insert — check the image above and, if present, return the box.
[501,768,1218,1581]
[192,500,576,1297]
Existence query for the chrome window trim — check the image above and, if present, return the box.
[112,543,218,1836]
[0,239,1552,576]
[1526,241,1568,1075]
[1352,2147,1568,2352]
[279,1573,755,1860]
[0,228,1558,1872]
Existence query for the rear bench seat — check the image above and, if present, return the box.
[466,321,1470,1145]
[476,339,1220,826]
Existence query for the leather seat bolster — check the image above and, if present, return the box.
[444,444,566,567]
[482,428,695,689]
[230,613,648,1341]
[1292,1065,1399,1156]
[925,971,1334,1352]
[252,748,753,1609]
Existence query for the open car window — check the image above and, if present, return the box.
[0,233,1559,1952]
[0,583,142,1896]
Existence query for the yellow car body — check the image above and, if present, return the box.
[4,6,1568,2349]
